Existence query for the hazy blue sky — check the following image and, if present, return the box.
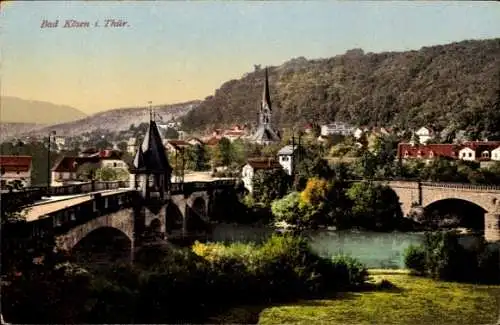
[1,1,499,114]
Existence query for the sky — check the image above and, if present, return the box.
[1,1,500,114]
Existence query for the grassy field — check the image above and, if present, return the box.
[210,270,500,325]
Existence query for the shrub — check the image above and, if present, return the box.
[404,244,426,275]
[403,232,500,284]
[329,255,369,289]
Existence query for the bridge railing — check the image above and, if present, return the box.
[344,178,500,191]
[170,179,237,195]
[420,181,500,191]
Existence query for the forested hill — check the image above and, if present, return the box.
[181,38,500,137]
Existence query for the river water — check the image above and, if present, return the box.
[212,223,425,269]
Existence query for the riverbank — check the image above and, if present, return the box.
[209,269,500,325]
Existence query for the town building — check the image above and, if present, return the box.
[277,145,299,176]
[241,157,282,193]
[51,150,128,186]
[127,137,137,155]
[250,67,281,145]
[186,138,204,146]
[130,112,172,197]
[458,141,500,167]
[492,146,500,161]
[415,126,434,144]
[321,122,354,137]
[164,139,191,153]
[397,141,500,167]
[397,143,460,161]
[0,155,32,188]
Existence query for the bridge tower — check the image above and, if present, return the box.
[130,108,172,200]
[129,106,173,245]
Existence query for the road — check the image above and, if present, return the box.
[23,189,133,222]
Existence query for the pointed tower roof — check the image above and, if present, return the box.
[262,67,272,111]
[132,108,172,174]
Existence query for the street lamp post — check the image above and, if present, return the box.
[47,130,56,196]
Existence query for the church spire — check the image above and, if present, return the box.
[262,67,272,111]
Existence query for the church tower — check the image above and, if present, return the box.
[130,106,172,201]
[251,67,281,145]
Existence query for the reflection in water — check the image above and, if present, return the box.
[212,224,424,269]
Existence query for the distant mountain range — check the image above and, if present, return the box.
[0,100,200,140]
[1,96,87,124]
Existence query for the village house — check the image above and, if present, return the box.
[397,141,500,167]
[51,150,128,186]
[186,137,204,146]
[127,137,137,155]
[321,122,354,137]
[397,143,460,162]
[415,126,434,144]
[164,139,191,153]
[492,146,500,161]
[304,123,313,134]
[277,145,299,176]
[0,155,32,188]
[241,158,282,193]
[353,127,370,140]
[458,141,500,168]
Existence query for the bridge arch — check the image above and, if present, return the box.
[165,200,184,234]
[423,198,487,230]
[191,196,207,221]
[55,208,135,252]
[71,226,132,266]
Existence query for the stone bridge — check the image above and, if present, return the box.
[381,180,500,242]
[16,180,238,258]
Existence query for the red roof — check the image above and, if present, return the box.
[0,155,32,173]
[246,158,282,170]
[461,141,500,151]
[397,144,459,159]
[167,140,190,146]
[52,156,100,172]
[204,137,221,146]
[224,131,245,136]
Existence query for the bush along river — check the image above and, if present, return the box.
[211,224,483,269]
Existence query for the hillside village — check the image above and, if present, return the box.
[2,67,500,191]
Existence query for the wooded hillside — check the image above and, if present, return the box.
[182,38,500,138]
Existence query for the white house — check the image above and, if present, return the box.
[492,146,500,161]
[241,158,282,193]
[415,127,434,144]
[458,146,476,161]
[127,137,137,155]
[277,145,299,176]
[353,128,365,140]
[320,122,354,137]
[0,155,32,188]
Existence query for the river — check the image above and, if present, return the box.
[212,223,426,269]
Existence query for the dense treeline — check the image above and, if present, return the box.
[182,38,500,139]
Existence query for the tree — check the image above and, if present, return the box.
[271,192,308,228]
[95,167,129,181]
[298,178,351,228]
[186,144,210,171]
[215,137,232,167]
[117,141,128,152]
[252,168,291,206]
[345,182,403,231]
[164,128,179,139]
[76,162,100,181]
